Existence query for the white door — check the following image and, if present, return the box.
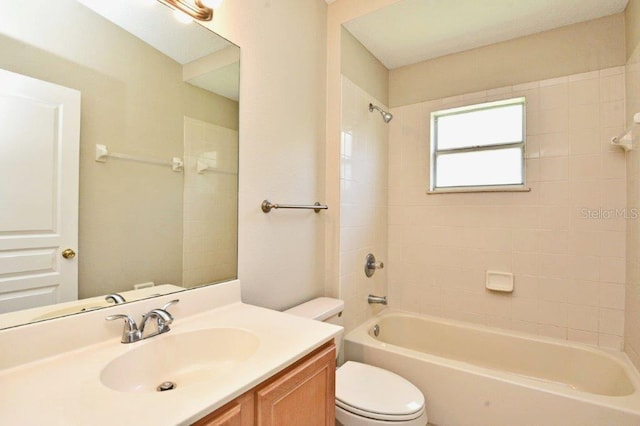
[0,69,80,314]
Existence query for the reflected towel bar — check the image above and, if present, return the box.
[95,144,183,172]
[261,200,328,213]
[611,112,640,151]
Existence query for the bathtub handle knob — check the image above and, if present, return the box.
[365,253,384,277]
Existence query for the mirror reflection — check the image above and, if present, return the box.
[0,0,239,328]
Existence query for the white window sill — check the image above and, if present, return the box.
[427,185,531,195]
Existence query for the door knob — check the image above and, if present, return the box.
[61,248,76,259]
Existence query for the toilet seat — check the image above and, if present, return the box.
[336,361,425,422]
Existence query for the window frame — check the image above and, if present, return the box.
[429,97,527,193]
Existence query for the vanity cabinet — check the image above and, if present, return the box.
[193,341,335,426]
[193,392,255,426]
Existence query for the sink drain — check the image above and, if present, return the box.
[157,381,177,392]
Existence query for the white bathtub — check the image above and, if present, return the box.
[343,310,640,426]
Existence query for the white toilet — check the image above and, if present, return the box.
[285,297,428,426]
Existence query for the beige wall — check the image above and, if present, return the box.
[0,0,238,299]
[205,0,329,310]
[627,0,640,61]
[341,27,389,106]
[625,0,640,369]
[389,14,626,108]
[389,69,626,349]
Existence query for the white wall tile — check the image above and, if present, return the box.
[340,76,389,333]
[539,133,569,157]
[628,45,640,363]
[389,69,626,349]
[599,307,625,336]
[600,73,625,102]
[600,282,625,309]
[568,329,599,346]
[568,280,600,306]
[568,78,599,106]
[568,304,599,331]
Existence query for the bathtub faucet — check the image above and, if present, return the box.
[368,294,387,305]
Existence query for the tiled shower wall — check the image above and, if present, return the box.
[340,76,388,333]
[388,68,626,349]
[183,117,238,288]
[625,41,640,368]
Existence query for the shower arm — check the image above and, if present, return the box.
[369,103,383,113]
[369,103,393,123]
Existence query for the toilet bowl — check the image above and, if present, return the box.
[285,298,427,426]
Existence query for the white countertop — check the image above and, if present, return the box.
[0,282,341,425]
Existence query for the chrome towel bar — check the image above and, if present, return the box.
[261,199,328,213]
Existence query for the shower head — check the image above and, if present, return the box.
[369,103,393,123]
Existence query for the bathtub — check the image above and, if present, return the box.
[343,310,640,426]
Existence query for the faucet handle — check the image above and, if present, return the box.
[106,314,141,343]
[365,253,384,277]
[105,293,126,304]
[106,314,137,329]
[162,299,179,311]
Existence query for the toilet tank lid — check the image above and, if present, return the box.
[284,297,344,321]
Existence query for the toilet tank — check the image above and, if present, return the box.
[284,297,344,361]
[284,297,344,325]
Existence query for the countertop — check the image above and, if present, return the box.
[0,285,341,425]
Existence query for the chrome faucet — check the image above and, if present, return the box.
[105,313,141,343]
[140,306,175,337]
[106,299,179,343]
[105,293,126,304]
[367,294,388,305]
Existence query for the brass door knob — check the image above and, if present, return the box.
[61,248,76,259]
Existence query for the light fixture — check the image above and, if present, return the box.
[157,0,222,22]
[173,9,194,24]
[200,0,224,8]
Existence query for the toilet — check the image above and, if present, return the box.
[285,298,428,426]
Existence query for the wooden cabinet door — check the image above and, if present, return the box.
[193,391,254,426]
[256,342,336,426]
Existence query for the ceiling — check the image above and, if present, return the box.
[77,0,239,100]
[78,0,231,64]
[343,0,629,69]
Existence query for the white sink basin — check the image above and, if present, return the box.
[100,328,260,393]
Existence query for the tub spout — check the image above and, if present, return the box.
[368,294,387,305]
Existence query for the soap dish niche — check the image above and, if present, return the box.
[486,271,514,293]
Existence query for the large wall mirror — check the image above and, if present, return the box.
[0,0,239,329]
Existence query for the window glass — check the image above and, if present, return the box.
[436,147,523,188]
[431,97,525,191]
[436,103,524,150]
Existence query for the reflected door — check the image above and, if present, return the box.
[0,69,80,313]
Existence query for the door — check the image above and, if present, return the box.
[0,68,80,314]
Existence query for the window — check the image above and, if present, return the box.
[430,97,526,192]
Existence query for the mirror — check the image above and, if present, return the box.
[0,0,239,328]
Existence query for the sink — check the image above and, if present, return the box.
[100,328,260,393]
